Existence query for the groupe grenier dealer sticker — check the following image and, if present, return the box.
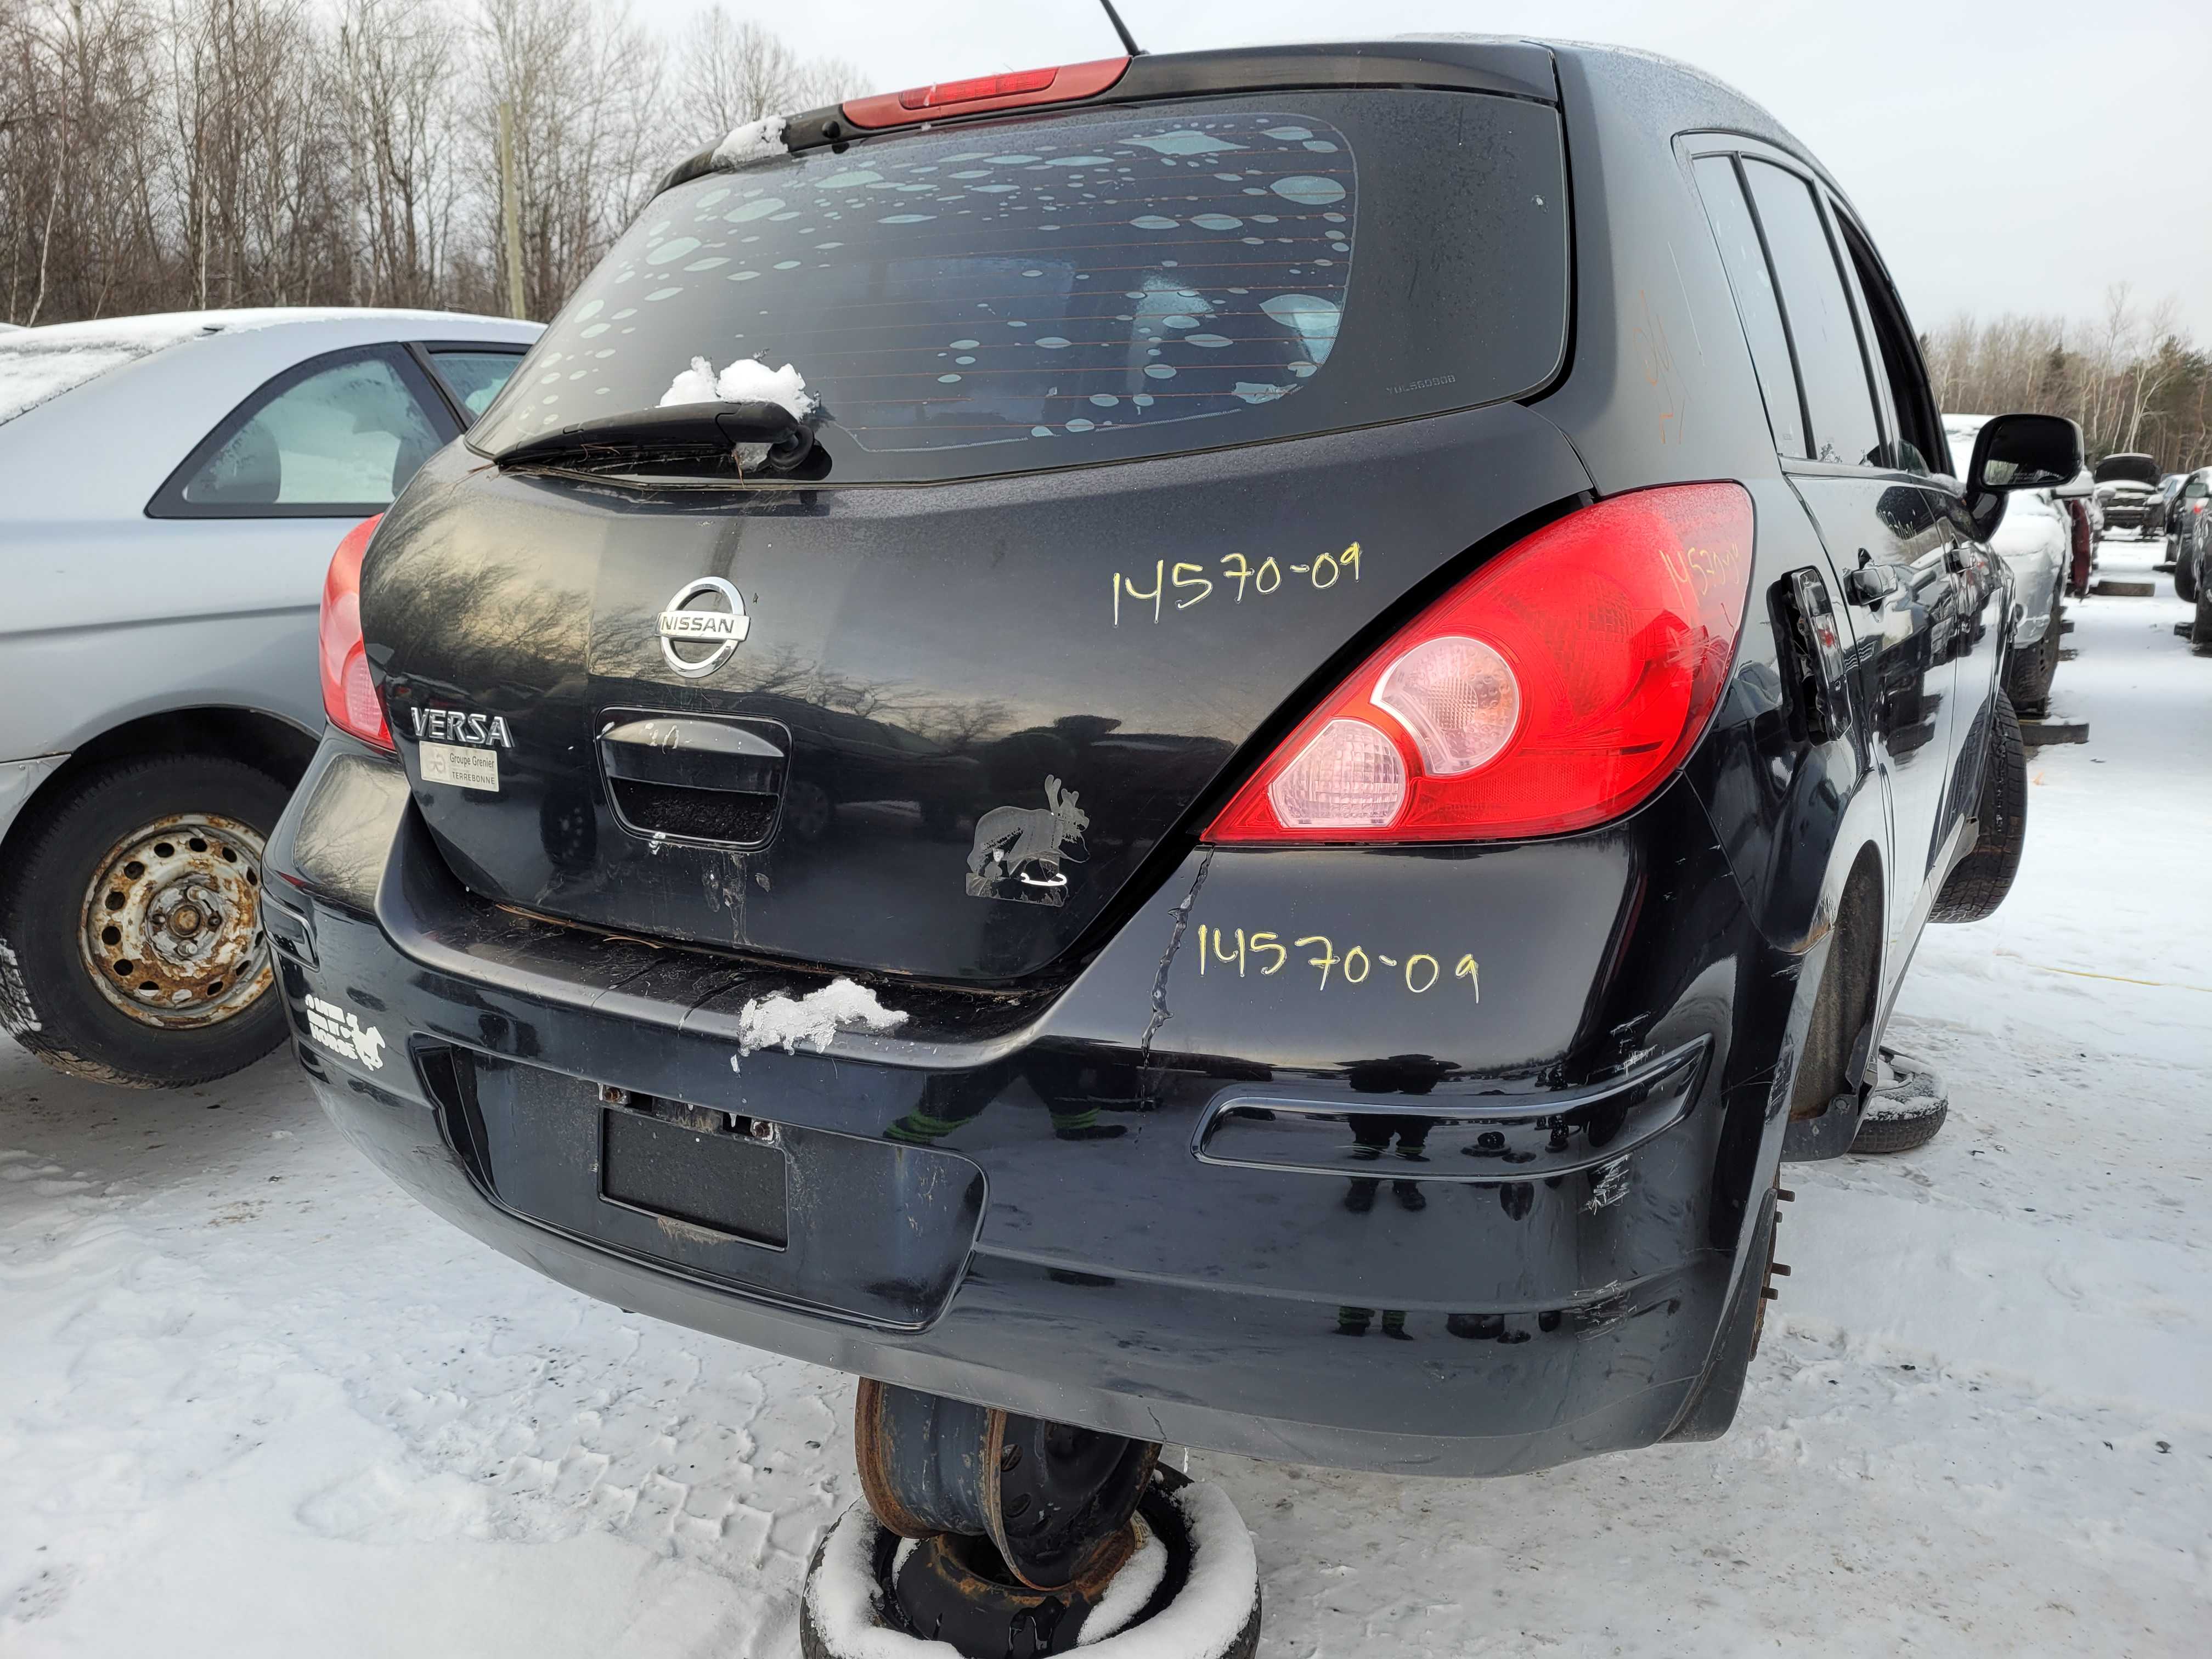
[410,706,511,792]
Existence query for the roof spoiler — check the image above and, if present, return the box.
[653,37,1558,199]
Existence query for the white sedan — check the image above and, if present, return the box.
[0,308,539,1087]
[1944,412,2071,716]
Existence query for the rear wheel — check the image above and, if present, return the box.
[1930,693,2026,924]
[0,755,290,1087]
[2176,540,2199,603]
[2193,579,2212,654]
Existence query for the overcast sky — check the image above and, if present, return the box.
[631,0,2209,345]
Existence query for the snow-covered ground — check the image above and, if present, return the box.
[4,537,2208,1655]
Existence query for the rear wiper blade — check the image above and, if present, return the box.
[492,401,820,476]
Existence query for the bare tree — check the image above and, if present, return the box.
[3,0,862,329]
[669,3,861,140]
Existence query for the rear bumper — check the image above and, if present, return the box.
[1995,549,2062,645]
[267,735,1800,1477]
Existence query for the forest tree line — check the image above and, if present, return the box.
[1,0,856,326]
[1925,287,2212,472]
[6,0,2208,473]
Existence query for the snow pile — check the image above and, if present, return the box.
[1076,1514,1166,1644]
[735,978,907,1056]
[657,355,815,417]
[1079,1485,1256,1659]
[805,1488,1251,1657]
[712,114,787,169]
[806,1506,963,1659]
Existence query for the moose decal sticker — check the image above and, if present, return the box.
[966,777,1090,907]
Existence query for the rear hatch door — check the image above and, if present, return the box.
[365,81,1587,983]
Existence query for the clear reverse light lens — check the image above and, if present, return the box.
[1266,718,1407,828]
[1373,636,1520,775]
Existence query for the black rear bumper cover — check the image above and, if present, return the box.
[267,734,1799,1477]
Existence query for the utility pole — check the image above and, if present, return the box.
[499,99,526,320]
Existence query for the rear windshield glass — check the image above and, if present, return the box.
[472,90,1569,483]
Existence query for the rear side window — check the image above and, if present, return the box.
[1740,161,1882,467]
[170,352,445,512]
[430,349,525,419]
[1693,155,1808,460]
[472,91,1570,483]
[1832,215,1940,476]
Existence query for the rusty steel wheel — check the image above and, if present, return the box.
[1,755,291,1088]
[77,813,272,1030]
[855,1379,1159,1593]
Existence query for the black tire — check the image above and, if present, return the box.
[1929,692,2026,924]
[1850,1049,1949,1154]
[2177,540,2199,603]
[0,755,291,1088]
[802,1472,1260,1659]
[2003,608,2061,717]
[2193,577,2212,654]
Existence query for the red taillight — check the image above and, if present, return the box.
[841,57,1130,130]
[1206,484,1755,844]
[319,514,392,751]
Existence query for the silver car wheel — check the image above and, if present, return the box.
[77,812,273,1030]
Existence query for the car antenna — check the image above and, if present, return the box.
[1097,0,1144,55]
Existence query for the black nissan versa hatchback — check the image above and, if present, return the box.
[268,35,2076,1642]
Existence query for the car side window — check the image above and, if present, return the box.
[175,351,444,512]
[1741,160,1883,469]
[1831,213,1942,478]
[428,350,525,421]
[1692,155,1810,460]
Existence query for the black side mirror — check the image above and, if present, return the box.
[1963,413,2084,538]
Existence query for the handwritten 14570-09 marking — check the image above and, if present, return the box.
[1195,923,1477,998]
[1113,542,1363,626]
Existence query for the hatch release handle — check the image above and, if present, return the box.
[599,715,787,795]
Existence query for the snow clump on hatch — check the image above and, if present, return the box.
[711,113,787,169]
[734,978,907,1059]
[658,354,816,416]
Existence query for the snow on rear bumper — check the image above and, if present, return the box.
[263,733,1792,1476]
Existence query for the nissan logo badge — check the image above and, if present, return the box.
[658,576,749,678]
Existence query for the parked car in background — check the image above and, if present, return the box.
[1946,413,2069,714]
[2092,452,2160,536]
[2176,468,2212,606]
[2146,472,2185,542]
[0,308,539,1087]
[264,40,2073,1644]
[2064,480,2101,596]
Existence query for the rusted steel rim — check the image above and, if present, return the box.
[77,812,272,1030]
[984,1408,1158,1591]
[854,1378,1159,1593]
